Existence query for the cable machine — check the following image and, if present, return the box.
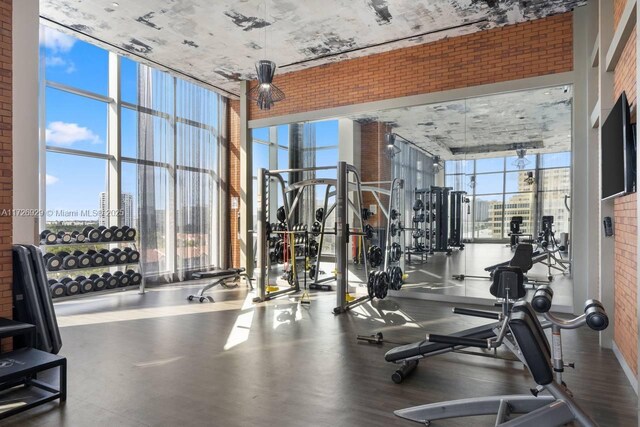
[255,162,374,314]
[448,190,467,250]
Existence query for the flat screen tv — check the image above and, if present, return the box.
[601,91,636,200]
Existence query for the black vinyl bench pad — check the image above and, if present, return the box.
[385,322,500,362]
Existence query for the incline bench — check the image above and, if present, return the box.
[187,268,253,302]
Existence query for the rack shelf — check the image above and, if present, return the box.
[40,240,136,249]
[51,284,142,303]
[46,262,140,275]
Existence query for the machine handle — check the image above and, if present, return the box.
[452,307,500,320]
[427,334,490,348]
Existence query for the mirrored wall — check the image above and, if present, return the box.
[250,84,573,306]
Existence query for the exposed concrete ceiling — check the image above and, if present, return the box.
[347,85,573,159]
[41,0,585,97]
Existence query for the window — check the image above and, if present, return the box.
[444,152,571,241]
[40,24,226,280]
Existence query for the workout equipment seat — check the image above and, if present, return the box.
[394,304,599,426]
[385,267,525,382]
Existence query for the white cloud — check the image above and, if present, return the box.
[45,174,59,186]
[46,121,101,146]
[39,26,76,53]
[44,55,77,74]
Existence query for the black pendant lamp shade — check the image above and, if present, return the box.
[248,60,285,110]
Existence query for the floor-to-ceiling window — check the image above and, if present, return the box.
[445,152,571,241]
[39,25,226,280]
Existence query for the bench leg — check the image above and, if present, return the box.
[60,360,67,402]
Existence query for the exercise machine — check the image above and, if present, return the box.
[187,268,253,303]
[255,162,373,314]
[448,190,467,249]
[393,294,606,426]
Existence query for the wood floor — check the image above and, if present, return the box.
[0,280,635,427]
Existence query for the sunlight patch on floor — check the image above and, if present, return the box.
[223,293,256,351]
[56,299,245,327]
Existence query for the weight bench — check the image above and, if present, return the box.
[187,268,253,303]
[386,267,527,383]
[394,304,599,426]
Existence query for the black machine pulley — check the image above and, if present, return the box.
[315,207,324,222]
[368,245,383,268]
[387,266,403,291]
[412,229,424,239]
[390,209,399,220]
[413,213,425,223]
[277,206,286,223]
[390,242,403,262]
[413,199,424,211]
[389,223,399,237]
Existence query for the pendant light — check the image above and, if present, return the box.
[247,0,285,110]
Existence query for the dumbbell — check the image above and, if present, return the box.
[97,226,114,242]
[76,275,94,293]
[73,250,92,268]
[57,251,79,270]
[102,273,119,289]
[43,253,62,271]
[123,248,140,263]
[86,250,106,267]
[126,269,142,286]
[97,249,116,265]
[57,231,72,244]
[111,248,129,264]
[113,271,131,287]
[89,274,107,292]
[122,226,136,241]
[48,279,66,298]
[82,226,101,242]
[71,231,86,243]
[110,226,125,241]
[60,277,80,296]
[40,230,57,245]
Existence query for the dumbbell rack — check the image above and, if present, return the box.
[40,240,145,302]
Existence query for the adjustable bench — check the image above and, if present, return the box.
[187,268,253,302]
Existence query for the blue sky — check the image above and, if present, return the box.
[41,27,142,220]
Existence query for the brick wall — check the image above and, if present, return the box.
[228,100,241,267]
[614,194,638,374]
[0,0,11,352]
[248,13,573,121]
[361,122,391,228]
[612,0,638,375]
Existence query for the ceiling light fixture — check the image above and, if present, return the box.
[384,132,401,159]
[512,148,530,170]
[468,175,476,189]
[525,171,535,186]
[247,0,284,110]
[248,60,285,110]
[432,155,444,173]
[385,132,437,158]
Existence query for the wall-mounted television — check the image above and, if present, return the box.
[601,91,636,200]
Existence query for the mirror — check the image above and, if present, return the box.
[251,85,573,305]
